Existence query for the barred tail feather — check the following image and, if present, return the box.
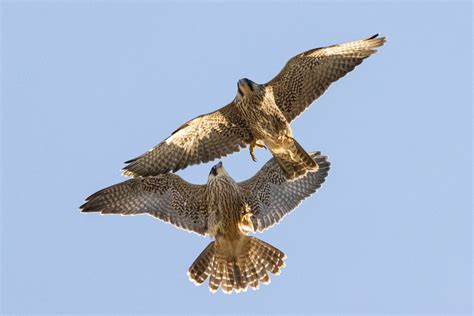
[188,237,286,294]
[188,242,214,286]
[273,137,318,180]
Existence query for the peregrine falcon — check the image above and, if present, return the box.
[122,34,384,180]
[81,152,330,293]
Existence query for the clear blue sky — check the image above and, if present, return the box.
[1,1,471,315]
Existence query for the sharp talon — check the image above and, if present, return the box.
[255,142,266,150]
[249,141,258,162]
[250,149,257,162]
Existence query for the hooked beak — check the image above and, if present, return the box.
[237,78,254,96]
[238,78,251,86]
[210,161,224,177]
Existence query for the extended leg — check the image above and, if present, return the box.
[249,140,266,162]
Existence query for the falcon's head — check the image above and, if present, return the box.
[236,78,261,99]
[208,161,228,180]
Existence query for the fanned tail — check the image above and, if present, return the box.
[272,137,317,180]
[188,236,286,294]
[188,242,214,286]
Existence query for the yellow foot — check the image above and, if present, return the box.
[249,141,266,162]
[250,143,257,162]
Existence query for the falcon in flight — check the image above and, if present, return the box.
[122,34,384,180]
[81,152,330,293]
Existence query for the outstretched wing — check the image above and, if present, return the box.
[239,152,330,232]
[123,103,253,177]
[80,174,209,235]
[267,34,385,122]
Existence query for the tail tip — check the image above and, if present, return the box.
[187,271,204,287]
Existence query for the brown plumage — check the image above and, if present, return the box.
[122,34,384,180]
[81,152,330,293]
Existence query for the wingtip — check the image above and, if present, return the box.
[79,199,91,211]
[80,197,102,213]
[121,170,131,177]
[370,33,386,43]
[79,203,92,213]
[121,168,138,178]
[364,33,386,49]
[369,33,379,39]
[122,155,140,175]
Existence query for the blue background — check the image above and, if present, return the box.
[2,1,472,315]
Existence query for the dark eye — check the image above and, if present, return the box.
[210,166,217,176]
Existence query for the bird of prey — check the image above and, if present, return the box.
[122,34,384,180]
[81,152,330,293]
